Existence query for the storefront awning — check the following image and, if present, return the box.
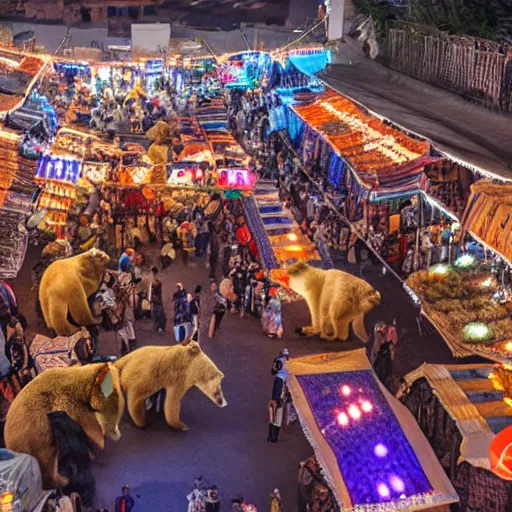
[291,90,434,196]
[286,349,458,511]
[403,363,512,469]
[461,180,512,266]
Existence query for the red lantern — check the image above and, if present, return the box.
[489,425,512,479]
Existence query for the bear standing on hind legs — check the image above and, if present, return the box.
[286,262,381,342]
[115,342,227,431]
[39,248,110,336]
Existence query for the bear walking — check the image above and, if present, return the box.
[115,342,227,431]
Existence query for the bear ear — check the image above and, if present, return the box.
[187,342,201,356]
[91,364,114,406]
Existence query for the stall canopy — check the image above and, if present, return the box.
[401,363,512,512]
[291,90,436,198]
[286,349,458,511]
[461,180,512,265]
[403,363,502,469]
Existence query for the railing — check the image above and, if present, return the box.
[386,21,512,112]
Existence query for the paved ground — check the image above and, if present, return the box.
[10,246,483,511]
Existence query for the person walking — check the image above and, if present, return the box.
[188,285,202,343]
[173,282,191,343]
[208,281,227,338]
[115,485,135,512]
[150,267,166,334]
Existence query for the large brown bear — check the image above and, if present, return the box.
[39,248,110,336]
[4,363,124,490]
[286,262,381,342]
[115,342,227,431]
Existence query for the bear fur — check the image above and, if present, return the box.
[4,362,124,490]
[286,262,381,342]
[39,248,110,336]
[115,342,227,431]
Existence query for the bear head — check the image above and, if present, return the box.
[186,342,227,408]
[89,363,125,441]
[81,248,111,274]
[286,261,314,297]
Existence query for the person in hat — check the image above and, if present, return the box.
[115,485,135,512]
[118,248,135,274]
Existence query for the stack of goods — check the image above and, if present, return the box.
[36,180,77,231]
[407,255,512,362]
[0,50,45,113]
[0,128,34,278]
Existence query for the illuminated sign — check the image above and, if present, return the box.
[36,154,82,184]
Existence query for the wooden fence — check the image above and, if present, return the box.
[386,22,512,112]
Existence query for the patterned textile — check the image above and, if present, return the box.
[29,328,89,373]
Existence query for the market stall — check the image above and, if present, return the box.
[285,349,458,511]
[400,363,512,511]
[406,240,512,362]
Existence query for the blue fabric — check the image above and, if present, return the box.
[118,254,132,273]
[286,108,305,148]
[268,105,288,133]
[297,370,433,506]
[328,152,345,190]
[449,368,493,380]
[486,416,512,434]
[287,50,331,77]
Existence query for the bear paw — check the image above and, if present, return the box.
[169,421,189,432]
[301,326,318,337]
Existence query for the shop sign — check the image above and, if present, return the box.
[36,154,82,184]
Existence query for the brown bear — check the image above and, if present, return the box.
[39,248,110,336]
[115,342,227,431]
[4,362,124,490]
[286,262,381,342]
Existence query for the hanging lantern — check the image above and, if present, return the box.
[489,425,512,479]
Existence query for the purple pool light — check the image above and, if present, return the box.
[378,484,391,499]
[297,370,433,505]
[390,476,405,493]
[374,443,388,458]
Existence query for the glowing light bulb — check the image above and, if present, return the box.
[377,484,390,499]
[337,412,349,427]
[341,385,351,396]
[505,342,512,352]
[348,404,361,420]
[390,476,405,493]
[481,278,493,287]
[374,443,388,458]
[455,254,476,268]
[287,233,298,241]
[361,400,373,413]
